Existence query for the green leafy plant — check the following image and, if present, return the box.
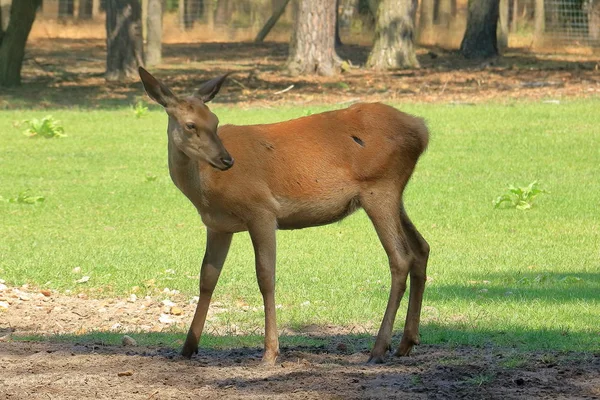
[132,101,149,118]
[493,181,548,210]
[21,116,66,138]
[144,174,158,182]
[1,189,45,204]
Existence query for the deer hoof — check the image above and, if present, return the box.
[181,343,198,359]
[396,337,419,357]
[367,354,386,364]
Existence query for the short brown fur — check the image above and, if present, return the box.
[139,67,431,364]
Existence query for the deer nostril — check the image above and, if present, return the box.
[220,156,234,168]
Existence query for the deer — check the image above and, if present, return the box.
[138,67,430,365]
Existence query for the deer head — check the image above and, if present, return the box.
[138,67,234,171]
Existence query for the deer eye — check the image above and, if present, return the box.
[185,122,196,130]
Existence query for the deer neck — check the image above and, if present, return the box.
[166,120,207,208]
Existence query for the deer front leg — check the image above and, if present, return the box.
[248,217,279,365]
[181,229,233,358]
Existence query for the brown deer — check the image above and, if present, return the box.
[138,67,430,364]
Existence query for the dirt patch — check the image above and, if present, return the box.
[2,39,599,109]
[1,283,599,399]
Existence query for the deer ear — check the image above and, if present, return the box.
[138,67,177,108]
[194,73,230,103]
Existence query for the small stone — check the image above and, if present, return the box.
[0,283,7,291]
[18,293,31,301]
[159,314,175,324]
[128,294,137,303]
[40,289,52,297]
[72,267,81,274]
[170,306,183,316]
[0,301,9,309]
[76,276,90,284]
[122,335,137,347]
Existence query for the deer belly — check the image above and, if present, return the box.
[275,195,361,230]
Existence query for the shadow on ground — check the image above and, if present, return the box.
[1,329,598,399]
[1,39,598,109]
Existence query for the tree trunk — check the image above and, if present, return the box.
[436,0,452,27]
[255,0,292,42]
[498,0,509,49]
[179,0,190,29]
[146,0,161,66]
[215,0,231,25]
[533,0,544,45]
[92,0,101,18]
[335,0,342,46]
[510,0,518,32]
[367,0,419,69]
[460,0,500,59]
[205,0,215,30]
[286,0,341,76]
[418,0,435,43]
[106,0,144,81]
[0,0,41,87]
[590,0,600,41]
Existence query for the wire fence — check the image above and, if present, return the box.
[545,0,600,44]
[29,0,600,48]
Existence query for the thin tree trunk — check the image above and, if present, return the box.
[335,0,342,46]
[255,0,291,42]
[146,0,161,66]
[367,0,419,69]
[590,0,600,41]
[205,0,215,30]
[498,0,509,49]
[418,0,435,43]
[510,0,518,32]
[460,0,500,59]
[437,0,452,27]
[533,0,544,45]
[73,0,80,18]
[106,0,144,81]
[286,0,341,76]
[215,0,231,25]
[0,0,41,87]
[92,0,101,18]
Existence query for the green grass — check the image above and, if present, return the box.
[1,100,599,353]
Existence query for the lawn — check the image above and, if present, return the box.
[1,100,599,353]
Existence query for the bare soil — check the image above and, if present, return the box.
[1,39,599,109]
[1,283,599,399]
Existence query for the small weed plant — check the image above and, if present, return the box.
[493,181,548,210]
[132,101,149,118]
[20,116,65,138]
[1,189,45,204]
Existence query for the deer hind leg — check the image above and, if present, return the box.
[361,189,413,364]
[396,204,430,356]
[181,230,232,358]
